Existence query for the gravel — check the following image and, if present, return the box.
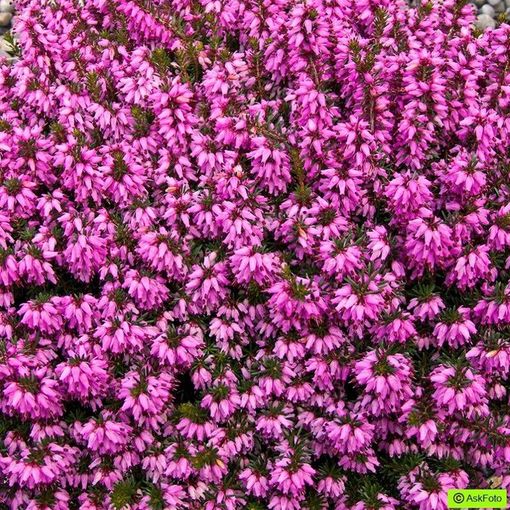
[476,12,498,28]
[473,0,510,27]
[480,3,496,15]
[0,12,12,26]
[0,0,12,13]
[0,0,12,46]
[0,0,13,63]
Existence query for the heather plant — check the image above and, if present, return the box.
[1,0,510,509]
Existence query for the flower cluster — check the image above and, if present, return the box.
[1,0,510,508]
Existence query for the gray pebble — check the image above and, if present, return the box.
[0,0,12,13]
[476,13,497,28]
[0,12,11,26]
[488,0,501,5]
[493,1,506,12]
[480,4,496,15]
[474,0,486,6]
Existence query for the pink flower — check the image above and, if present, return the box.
[0,0,509,506]
[239,468,269,497]
[430,365,488,417]
[269,457,315,496]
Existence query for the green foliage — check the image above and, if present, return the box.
[111,477,140,510]
[150,48,174,73]
[131,106,155,138]
[2,31,21,58]
[143,482,165,510]
[86,72,102,102]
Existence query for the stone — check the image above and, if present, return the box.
[476,13,497,29]
[0,0,13,13]
[474,0,486,6]
[0,12,12,26]
[493,1,506,13]
[489,0,501,5]
[480,4,495,16]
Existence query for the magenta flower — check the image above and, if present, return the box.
[1,0,510,508]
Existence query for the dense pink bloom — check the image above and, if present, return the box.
[0,0,510,508]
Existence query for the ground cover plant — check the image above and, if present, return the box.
[1,0,510,508]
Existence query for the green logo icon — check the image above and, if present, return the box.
[447,489,507,508]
